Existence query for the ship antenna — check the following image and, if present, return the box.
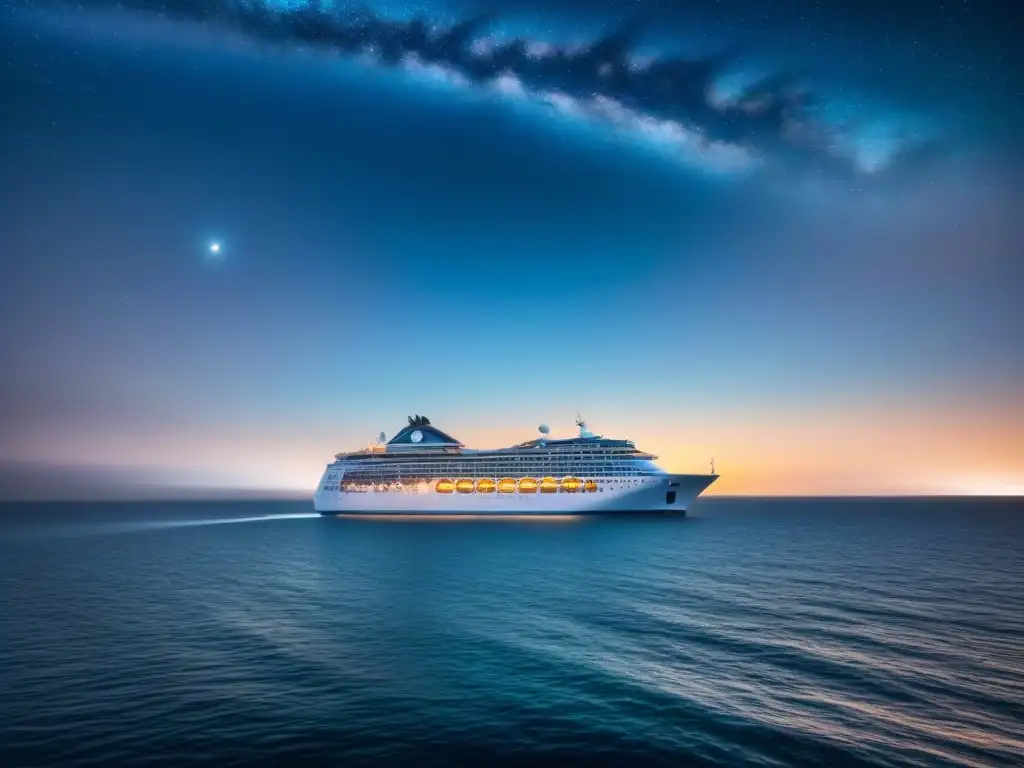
[575,412,592,438]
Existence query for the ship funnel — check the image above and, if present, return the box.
[377,431,386,445]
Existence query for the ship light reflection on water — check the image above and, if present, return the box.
[327,514,585,523]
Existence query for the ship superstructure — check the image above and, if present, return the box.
[314,416,717,515]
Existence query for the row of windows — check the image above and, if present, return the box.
[337,466,656,481]
[339,460,650,469]
[339,456,651,468]
[339,459,650,468]
[339,450,650,461]
[332,478,655,494]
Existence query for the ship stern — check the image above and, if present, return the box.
[313,466,343,512]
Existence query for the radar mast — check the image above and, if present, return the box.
[576,413,594,438]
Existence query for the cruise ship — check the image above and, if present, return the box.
[314,416,718,515]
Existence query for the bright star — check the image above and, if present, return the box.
[208,241,221,254]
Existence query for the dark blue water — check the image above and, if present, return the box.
[1,499,1021,767]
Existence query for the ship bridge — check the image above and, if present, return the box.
[385,423,463,451]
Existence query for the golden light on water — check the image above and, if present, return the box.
[329,514,584,523]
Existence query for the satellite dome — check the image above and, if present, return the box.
[538,424,550,435]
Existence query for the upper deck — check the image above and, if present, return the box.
[333,417,655,466]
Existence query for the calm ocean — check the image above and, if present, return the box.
[1,498,1021,767]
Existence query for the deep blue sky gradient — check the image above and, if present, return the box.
[1,0,1021,496]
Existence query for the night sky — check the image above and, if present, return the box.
[1,0,1021,498]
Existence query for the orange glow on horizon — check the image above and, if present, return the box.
[10,396,1022,498]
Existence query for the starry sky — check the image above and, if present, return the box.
[1,0,1022,498]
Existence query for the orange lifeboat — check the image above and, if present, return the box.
[435,479,455,494]
[476,478,496,494]
[584,480,598,493]
[518,477,538,493]
[497,478,516,494]
[560,476,582,493]
[456,479,475,494]
[540,476,558,494]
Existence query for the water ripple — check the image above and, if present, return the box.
[1,498,1022,766]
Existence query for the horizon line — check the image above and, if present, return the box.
[1,493,1021,504]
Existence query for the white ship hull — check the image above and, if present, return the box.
[314,473,717,515]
